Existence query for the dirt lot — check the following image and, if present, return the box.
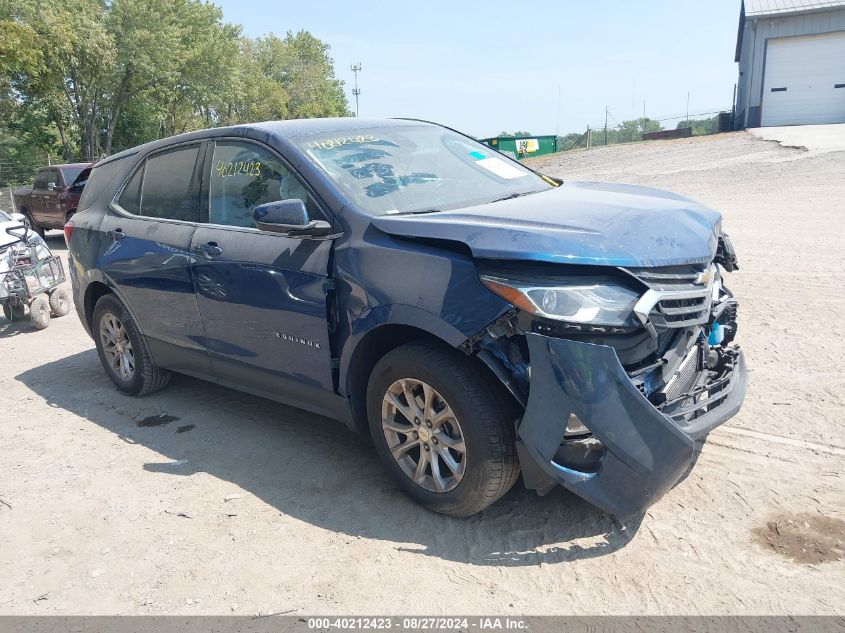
[1,131,843,615]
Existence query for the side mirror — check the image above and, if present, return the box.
[253,199,332,237]
[47,182,56,191]
[10,212,25,223]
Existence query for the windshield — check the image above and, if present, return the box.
[295,124,552,215]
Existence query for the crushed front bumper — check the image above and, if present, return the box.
[516,333,747,517]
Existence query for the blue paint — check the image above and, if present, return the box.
[371,181,722,268]
[708,322,724,346]
[66,117,745,516]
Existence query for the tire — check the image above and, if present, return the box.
[3,301,26,322]
[366,342,520,517]
[21,209,44,238]
[92,293,171,396]
[48,288,70,317]
[30,296,51,329]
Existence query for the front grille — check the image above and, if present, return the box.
[627,264,714,331]
[651,293,710,328]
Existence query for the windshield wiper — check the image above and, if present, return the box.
[393,208,443,215]
[489,192,529,203]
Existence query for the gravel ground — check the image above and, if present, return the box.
[1,131,843,615]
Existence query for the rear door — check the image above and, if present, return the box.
[189,138,337,410]
[99,142,211,375]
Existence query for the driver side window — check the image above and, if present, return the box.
[208,141,322,228]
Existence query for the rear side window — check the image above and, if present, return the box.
[208,140,323,228]
[118,164,144,214]
[139,144,202,222]
[78,155,134,212]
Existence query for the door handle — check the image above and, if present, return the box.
[106,228,126,241]
[195,241,223,259]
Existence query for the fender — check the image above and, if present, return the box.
[337,302,498,397]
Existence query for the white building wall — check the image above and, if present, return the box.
[736,8,845,127]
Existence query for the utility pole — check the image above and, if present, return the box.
[604,106,609,146]
[686,91,690,126]
[350,63,362,117]
[642,100,646,136]
[556,84,561,137]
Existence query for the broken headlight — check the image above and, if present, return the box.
[480,275,641,327]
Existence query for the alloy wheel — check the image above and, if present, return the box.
[381,378,467,493]
[100,312,135,381]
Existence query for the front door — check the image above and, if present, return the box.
[30,169,57,227]
[190,139,336,412]
[98,142,210,375]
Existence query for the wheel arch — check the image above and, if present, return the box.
[344,323,444,434]
[343,322,520,436]
[83,280,113,332]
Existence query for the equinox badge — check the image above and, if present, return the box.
[275,332,321,349]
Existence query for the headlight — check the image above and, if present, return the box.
[480,275,641,327]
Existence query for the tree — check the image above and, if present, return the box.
[0,0,351,173]
[677,115,718,136]
[498,131,532,138]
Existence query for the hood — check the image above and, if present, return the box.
[371,181,722,268]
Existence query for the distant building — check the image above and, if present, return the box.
[734,0,845,128]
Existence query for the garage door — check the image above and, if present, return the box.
[761,31,845,126]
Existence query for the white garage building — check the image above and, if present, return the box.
[735,0,845,128]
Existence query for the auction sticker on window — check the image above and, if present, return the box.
[474,156,525,179]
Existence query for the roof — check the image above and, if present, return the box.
[735,0,845,60]
[252,117,426,138]
[744,0,845,16]
[39,162,93,171]
[100,117,431,166]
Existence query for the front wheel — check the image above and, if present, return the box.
[30,296,51,329]
[92,294,171,396]
[367,343,519,517]
[21,209,44,238]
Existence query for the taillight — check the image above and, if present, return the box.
[63,221,74,246]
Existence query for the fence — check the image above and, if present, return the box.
[0,153,98,189]
[560,107,734,152]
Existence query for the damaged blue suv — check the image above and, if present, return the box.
[66,118,746,517]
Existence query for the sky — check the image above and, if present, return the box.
[214,0,743,138]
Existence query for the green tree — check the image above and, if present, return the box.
[677,115,718,135]
[0,0,351,169]
[498,131,532,138]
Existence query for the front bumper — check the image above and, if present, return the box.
[516,333,747,516]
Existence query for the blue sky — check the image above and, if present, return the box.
[214,1,742,138]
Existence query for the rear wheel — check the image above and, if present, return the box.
[93,294,171,396]
[367,343,519,517]
[30,296,51,329]
[2,301,26,322]
[48,288,70,317]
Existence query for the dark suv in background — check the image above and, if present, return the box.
[66,118,746,517]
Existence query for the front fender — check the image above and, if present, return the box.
[337,302,506,396]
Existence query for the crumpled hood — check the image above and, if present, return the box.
[371,181,722,267]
